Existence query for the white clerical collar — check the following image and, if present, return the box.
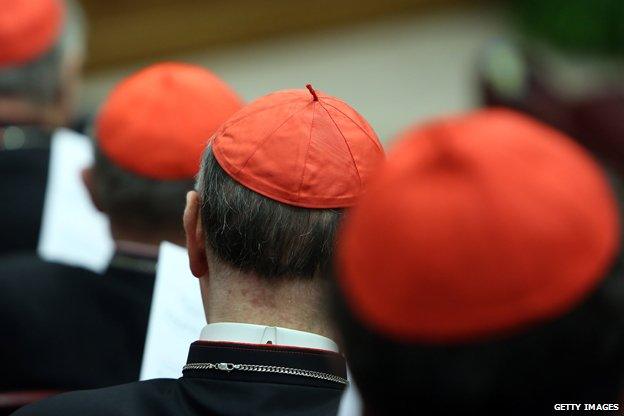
[199,322,339,353]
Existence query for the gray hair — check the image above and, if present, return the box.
[92,148,195,237]
[196,146,343,280]
[0,0,86,104]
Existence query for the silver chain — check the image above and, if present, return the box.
[183,362,348,385]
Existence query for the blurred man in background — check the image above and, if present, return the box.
[333,109,624,415]
[14,85,385,416]
[0,63,242,396]
[479,0,624,177]
[0,0,86,255]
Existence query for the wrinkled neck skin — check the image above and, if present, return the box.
[201,258,333,340]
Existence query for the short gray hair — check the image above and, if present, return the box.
[196,146,343,280]
[0,0,86,104]
[92,148,195,236]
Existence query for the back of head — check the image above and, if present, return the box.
[0,0,85,124]
[196,85,385,280]
[91,63,243,241]
[333,109,624,414]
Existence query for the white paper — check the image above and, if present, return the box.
[338,376,363,416]
[37,128,114,273]
[140,241,205,380]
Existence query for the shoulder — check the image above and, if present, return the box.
[0,138,50,176]
[0,253,95,278]
[13,379,180,416]
[0,255,101,322]
[0,254,99,290]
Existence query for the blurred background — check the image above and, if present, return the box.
[78,0,624,161]
[78,0,509,146]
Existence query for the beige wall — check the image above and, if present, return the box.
[82,5,509,146]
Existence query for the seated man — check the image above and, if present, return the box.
[332,109,624,415]
[13,85,385,415]
[0,63,243,392]
[0,0,86,255]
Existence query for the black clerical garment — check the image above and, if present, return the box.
[12,341,348,416]
[0,126,51,255]
[0,250,156,392]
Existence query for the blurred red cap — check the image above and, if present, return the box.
[212,85,384,208]
[96,62,243,180]
[337,109,620,343]
[0,0,64,66]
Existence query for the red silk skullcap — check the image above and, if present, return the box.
[211,85,384,208]
[337,108,620,343]
[0,0,64,66]
[96,63,243,180]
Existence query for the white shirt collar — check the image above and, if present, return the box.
[199,322,339,353]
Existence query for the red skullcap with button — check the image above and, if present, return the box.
[96,63,243,180]
[211,84,385,208]
[0,0,64,66]
[337,108,620,343]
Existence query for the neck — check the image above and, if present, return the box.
[110,223,186,250]
[0,97,63,128]
[202,265,333,340]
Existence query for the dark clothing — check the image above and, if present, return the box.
[13,341,348,416]
[0,126,51,255]
[0,251,156,392]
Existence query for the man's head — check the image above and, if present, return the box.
[0,0,86,127]
[84,62,243,246]
[333,109,624,414]
[184,85,384,330]
[196,147,342,279]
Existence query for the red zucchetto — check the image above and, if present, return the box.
[211,84,385,208]
[95,63,243,180]
[337,109,620,343]
[0,0,64,66]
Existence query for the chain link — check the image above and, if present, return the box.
[183,362,348,385]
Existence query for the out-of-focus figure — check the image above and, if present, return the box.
[479,0,624,176]
[333,109,624,415]
[0,0,86,255]
[0,64,242,402]
[13,85,385,416]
